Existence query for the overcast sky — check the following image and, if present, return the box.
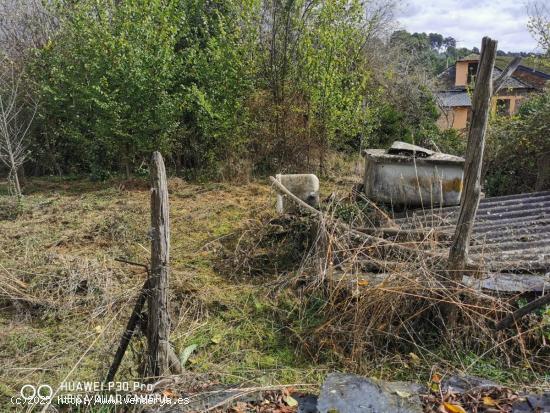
[396,0,539,53]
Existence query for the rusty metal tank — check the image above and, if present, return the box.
[363,142,465,207]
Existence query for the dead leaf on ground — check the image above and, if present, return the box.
[482,395,497,406]
[409,352,421,365]
[441,402,467,413]
[431,373,442,383]
[284,394,298,406]
[161,389,176,398]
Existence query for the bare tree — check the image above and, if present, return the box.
[527,1,550,55]
[0,0,57,65]
[0,59,36,197]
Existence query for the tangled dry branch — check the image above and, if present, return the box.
[248,178,550,375]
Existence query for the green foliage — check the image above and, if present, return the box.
[30,0,257,177]
[248,0,375,173]
[32,0,183,175]
[176,0,259,177]
[389,30,463,75]
[22,3,471,179]
[485,89,550,195]
[298,0,372,153]
[527,2,550,55]
[432,128,465,156]
[367,61,449,152]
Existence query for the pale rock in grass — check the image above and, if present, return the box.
[275,173,320,213]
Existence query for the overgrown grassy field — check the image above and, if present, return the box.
[0,177,332,408]
[0,176,547,411]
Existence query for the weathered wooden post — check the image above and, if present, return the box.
[147,151,171,377]
[446,38,521,322]
[448,39,521,275]
[447,37,497,274]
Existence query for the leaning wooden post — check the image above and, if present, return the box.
[448,39,521,276]
[447,37,497,275]
[147,151,171,377]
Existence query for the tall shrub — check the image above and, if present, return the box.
[251,0,376,173]
[32,0,183,177]
[30,0,258,178]
[485,90,550,195]
[176,0,259,177]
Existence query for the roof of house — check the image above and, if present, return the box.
[436,91,472,107]
[457,53,481,62]
[437,65,533,94]
[515,64,550,80]
[394,190,550,287]
[462,54,550,78]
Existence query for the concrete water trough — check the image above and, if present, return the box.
[363,141,465,208]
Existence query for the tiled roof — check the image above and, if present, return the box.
[436,91,471,107]
[515,64,550,79]
[436,65,534,93]
[493,66,533,90]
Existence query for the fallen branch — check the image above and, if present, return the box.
[494,293,550,331]
[106,278,149,383]
[115,257,149,272]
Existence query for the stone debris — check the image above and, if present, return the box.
[146,372,549,412]
[316,372,425,413]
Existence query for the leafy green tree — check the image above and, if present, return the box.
[32,0,183,177]
[175,0,259,177]
[23,0,464,179]
[389,30,449,74]
[298,0,373,169]
[528,1,550,55]
[30,0,257,178]
[485,90,550,195]
[428,33,444,51]
[251,0,378,173]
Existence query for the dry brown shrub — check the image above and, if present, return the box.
[228,196,549,376]
[290,207,549,374]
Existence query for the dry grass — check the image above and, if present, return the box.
[299,199,548,383]
[1,177,330,411]
[230,193,549,389]
[0,175,548,412]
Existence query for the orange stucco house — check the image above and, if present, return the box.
[435,54,549,130]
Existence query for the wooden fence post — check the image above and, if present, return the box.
[445,38,521,324]
[447,37,497,275]
[448,39,521,276]
[147,151,171,377]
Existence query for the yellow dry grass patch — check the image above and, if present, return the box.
[0,177,326,410]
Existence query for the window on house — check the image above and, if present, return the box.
[496,99,511,116]
[467,62,479,85]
